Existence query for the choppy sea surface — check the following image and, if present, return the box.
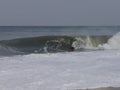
[0,26,120,90]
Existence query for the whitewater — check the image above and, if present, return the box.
[0,50,120,90]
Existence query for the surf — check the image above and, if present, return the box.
[0,31,120,56]
[0,36,75,55]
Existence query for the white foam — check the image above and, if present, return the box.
[0,50,120,90]
[72,32,120,50]
[99,32,120,49]
[72,36,95,50]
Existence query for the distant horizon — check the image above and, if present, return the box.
[0,25,120,27]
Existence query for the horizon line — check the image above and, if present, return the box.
[0,25,120,27]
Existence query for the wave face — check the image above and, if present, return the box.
[1,31,120,56]
[0,36,75,55]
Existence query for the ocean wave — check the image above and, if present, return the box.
[0,36,75,55]
[0,32,120,56]
[99,32,120,49]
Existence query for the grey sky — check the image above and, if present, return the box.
[0,0,120,26]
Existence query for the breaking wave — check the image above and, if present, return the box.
[99,32,120,49]
[0,36,75,55]
[0,32,120,56]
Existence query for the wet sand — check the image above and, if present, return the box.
[78,87,120,90]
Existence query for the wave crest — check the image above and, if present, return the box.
[99,32,120,49]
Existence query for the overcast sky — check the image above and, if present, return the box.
[0,0,120,26]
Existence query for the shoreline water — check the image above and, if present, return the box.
[0,50,120,90]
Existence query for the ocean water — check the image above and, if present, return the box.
[0,26,120,90]
[0,26,120,55]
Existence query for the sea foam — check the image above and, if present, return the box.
[0,50,120,90]
[100,32,120,49]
